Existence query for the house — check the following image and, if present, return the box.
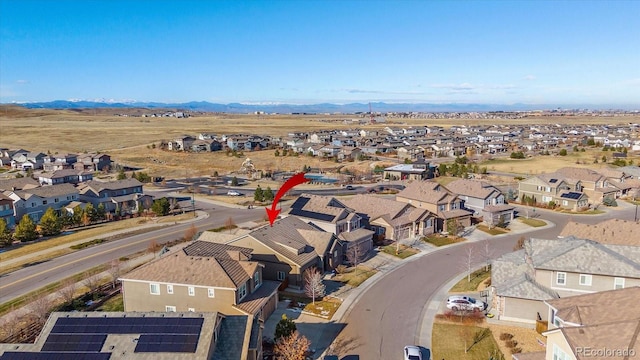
[6,183,79,223]
[0,193,15,228]
[0,311,264,360]
[554,167,617,204]
[42,153,78,171]
[121,241,280,322]
[396,180,472,233]
[532,287,640,360]
[0,177,40,192]
[74,153,112,171]
[490,236,640,324]
[10,152,46,170]
[558,218,640,245]
[217,216,343,290]
[38,169,93,186]
[518,173,589,211]
[285,194,374,256]
[383,159,434,180]
[341,194,435,241]
[445,179,514,226]
[172,136,196,151]
[77,179,151,215]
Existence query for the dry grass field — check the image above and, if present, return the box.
[2,105,639,178]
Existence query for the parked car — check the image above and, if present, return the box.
[345,185,354,190]
[404,345,423,360]
[227,190,241,196]
[446,295,487,312]
[323,356,339,360]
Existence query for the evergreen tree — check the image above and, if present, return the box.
[0,218,12,247]
[72,205,84,225]
[151,198,170,216]
[274,314,297,341]
[84,203,97,223]
[96,203,107,221]
[117,168,127,180]
[39,207,62,236]
[14,215,38,242]
[264,187,274,201]
[231,176,239,186]
[254,186,264,202]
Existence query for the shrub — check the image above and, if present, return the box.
[511,347,523,354]
[335,265,348,274]
[499,333,514,341]
[505,339,518,348]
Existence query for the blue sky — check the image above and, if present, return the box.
[1,0,639,107]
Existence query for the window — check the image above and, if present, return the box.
[165,306,176,312]
[277,271,286,281]
[42,200,47,205]
[188,286,195,296]
[188,308,195,312]
[208,288,215,298]
[614,277,625,290]
[438,204,446,211]
[425,218,433,227]
[553,344,569,360]
[238,283,247,300]
[562,200,568,206]
[556,272,566,285]
[54,198,59,203]
[254,272,261,288]
[579,274,592,286]
[150,283,160,295]
[166,284,173,294]
[551,309,560,327]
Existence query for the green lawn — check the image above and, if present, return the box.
[422,234,464,247]
[476,225,508,235]
[96,294,124,312]
[450,266,491,292]
[432,323,504,360]
[518,218,546,227]
[380,244,419,259]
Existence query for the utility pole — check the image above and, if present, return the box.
[635,203,638,222]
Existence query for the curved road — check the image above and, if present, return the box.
[332,203,637,359]
[0,206,266,305]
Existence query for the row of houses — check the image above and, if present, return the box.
[164,122,640,160]
[518,166,640,210]
[0,177,151,227]
[0,148,112,172]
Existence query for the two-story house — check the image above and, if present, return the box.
[77,179,152,215]
[215,216,343,290]
[445,179,514,226]
[490,236,640,324]
[74,153,112,171]
[554,167,617,204]
[10,152,46,170]
[518,173,589,211]
[383,159,434,181]
[120,241,280,322]
[42,153,78,171]
[341,194,435,242]
[0,193,16,228]
[6,183,79,222]
[396,180,472,233]
[512,287,640,360]
[285,194,374,256]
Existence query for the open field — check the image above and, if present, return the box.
[2,106,639,178]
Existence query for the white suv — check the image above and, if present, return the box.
[446,295,487,312]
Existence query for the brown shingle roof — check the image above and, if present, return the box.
[340,194,410,220]
[445,179,499,199]
[247,217,322,267]
[16,183,77,198]
[556,167,604,182]
[396,180,451,204]
[559,219,640,246]
[121,244,257,289]
[0,177,39,191]
[546,287,640,325]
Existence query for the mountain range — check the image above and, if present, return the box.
[14,100,566,113]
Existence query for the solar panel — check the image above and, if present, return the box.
[50,317,203,335]
[560,192,582,199]
[42,334,107,352]
[549,179,558,183]
[0,352,111,360]
[134,334,199,353]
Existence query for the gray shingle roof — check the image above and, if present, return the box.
[445,179,499,199]
[15,183,77,198]
[80,178,142,192]
[211,315,249,360]
[495,273,559,300]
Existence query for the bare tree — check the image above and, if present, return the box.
[481,239,494,271]
[274,331,311,360]
[83,271,101,293]
[303,267,326,304]
[461,245,476,282]
[107,259,121,289]
[225,217,235,233]
[513,235,525,251]
[1,310,20,340]
[346,244,368,276]
[183,224,198,242]
[148,240,161,256]
[58,277,78,305]
[29,293,53,326]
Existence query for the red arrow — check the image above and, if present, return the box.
[265,172,310,226]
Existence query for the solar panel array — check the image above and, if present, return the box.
[0,352,111,360]
[549,179,558,183]
[561,192,582,199]
[28,316,205,356]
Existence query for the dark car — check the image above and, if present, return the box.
[345,185,354,190]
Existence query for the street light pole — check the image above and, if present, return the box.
[635,203,638,222]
